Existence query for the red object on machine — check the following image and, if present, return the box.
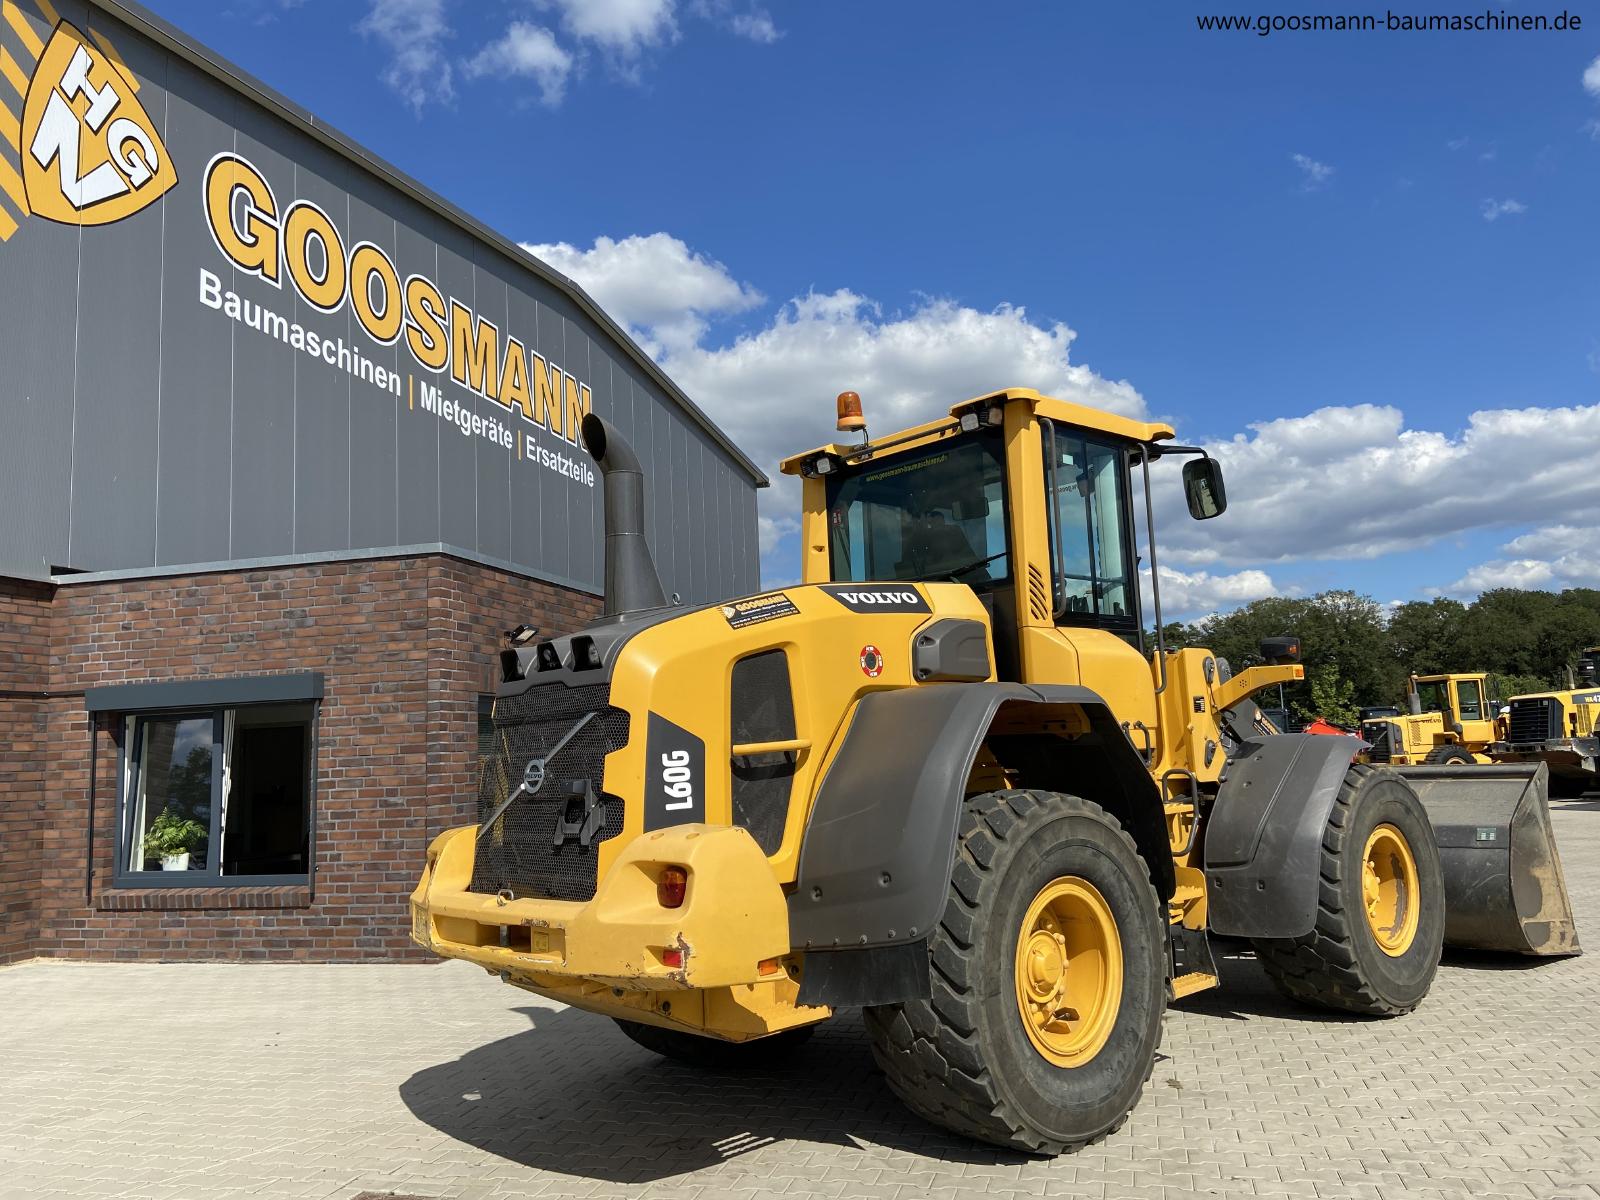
[1302,717,1350,736]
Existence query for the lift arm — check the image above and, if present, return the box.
[1212,664,1304,716]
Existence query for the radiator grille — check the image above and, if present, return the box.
[1508,697,1561,744]
[730,650,796,855]
[471,683,631,902]
[1362,721,1393,763]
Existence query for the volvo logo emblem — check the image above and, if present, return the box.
[476,711,598,842]
[521,757,547,795]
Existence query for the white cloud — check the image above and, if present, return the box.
[521,234,763,355]
[531,230,1599,608]
[728,9,780,42]
[464,22,572,106]
[359,0,454,113]
[1584,54,1600,96]
[541,0,677,61]
[1292,153,1333,191]
[689,0,782,42]
[1438,525,1599,597]
[530,232,1148,582]
[1148,565,1283,621]
[1482,198,1527,222]
[1159,402,1600,571]
[757,515,798,556]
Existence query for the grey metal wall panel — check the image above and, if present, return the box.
[391,219,439,546]
[503,271,542,572]
[470,255,509,563]
[0,2,758,600]
[289,139,355,555]
[344,176,401,551]
[63,21,165,571]
[226,106,298,559]
[432,224,477,553]
[150,60,235,568]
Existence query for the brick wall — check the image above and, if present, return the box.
[0,554,600,962]
[0,579,53,964]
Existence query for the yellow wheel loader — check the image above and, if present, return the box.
[1492,649,1600,798]
[411,387,1580,1155]
[1357,672,1500,766]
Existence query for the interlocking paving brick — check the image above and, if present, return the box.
[2,802,1598,1199]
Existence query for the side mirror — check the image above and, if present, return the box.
[1183,457,1227,519]
[1260,636,1300,664]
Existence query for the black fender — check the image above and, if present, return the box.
[788,682,1172,989]
[1203,733,1362,938]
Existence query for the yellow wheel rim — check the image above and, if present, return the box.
[1012,877,1122,1068]
[1362,824,1420,957]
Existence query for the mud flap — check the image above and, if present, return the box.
[1395,763,1581,956]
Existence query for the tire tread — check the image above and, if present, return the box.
[864,789,1163,1155]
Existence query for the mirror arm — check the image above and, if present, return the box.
[1150,442,1210,461]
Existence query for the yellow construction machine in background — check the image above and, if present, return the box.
[1358,672,1501,766]
[1493,648,1600,798]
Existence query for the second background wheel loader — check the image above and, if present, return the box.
[412,386,1580,1155]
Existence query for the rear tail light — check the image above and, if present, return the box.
[662,947,685,968]
[658,866,688,908]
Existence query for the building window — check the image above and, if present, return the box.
[119,702,315,885]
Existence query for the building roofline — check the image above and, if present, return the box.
[89,0,769,489]
[44,543,604,594]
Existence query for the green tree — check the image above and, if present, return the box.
[1386,598,1467,675]
[1298,668,1359,727]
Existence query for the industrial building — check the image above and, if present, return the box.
[0,0,764,962]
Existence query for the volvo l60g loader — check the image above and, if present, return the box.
[411,388,1580,1154]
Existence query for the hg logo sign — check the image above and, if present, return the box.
[2,14,175,238]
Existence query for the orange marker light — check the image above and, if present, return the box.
[836,390,866,433]
[758,957,782,977]
[658,866,688,909]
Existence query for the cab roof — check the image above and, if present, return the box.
[778,387,1176,476]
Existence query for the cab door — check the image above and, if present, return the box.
[1451,676,1494,748]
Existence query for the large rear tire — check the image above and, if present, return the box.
[864,790,1166,1155]
[1424,744,1475,766]
[614,1019,813,1066]
[1252,764,1444,1016]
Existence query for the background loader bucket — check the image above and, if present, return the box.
[1395,763,1581,956]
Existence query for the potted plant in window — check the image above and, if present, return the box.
[143,809,205,871]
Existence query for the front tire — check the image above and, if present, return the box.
[1424,744,1475,765]
[864,790,1166,1155]
[1252,764,1444,1016]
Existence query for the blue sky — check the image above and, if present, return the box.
[150,0,1600,618]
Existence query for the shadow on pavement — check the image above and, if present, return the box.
[399,1005,1031,1183]
[1553,798,1600,813]
[1170,941,1363,1025]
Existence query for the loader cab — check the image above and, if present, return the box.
[1408,672,1497,747]
[786,389,1221,694]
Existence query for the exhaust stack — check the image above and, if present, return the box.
[580,413,668,619]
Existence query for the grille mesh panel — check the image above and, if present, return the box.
[730,650,796,855]
[1362,722,1392,763]
[471,683,630,902]
[1508,697,1560,744]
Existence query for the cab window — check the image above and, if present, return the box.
[1042,422,1136,629]
[1456,679,1484,721]
[825,430,1009,586]
[1414,680,1448,713]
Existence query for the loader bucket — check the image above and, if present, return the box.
[1395,763,1581,956]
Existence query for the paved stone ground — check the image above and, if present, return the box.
[3,802,1597,1200]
